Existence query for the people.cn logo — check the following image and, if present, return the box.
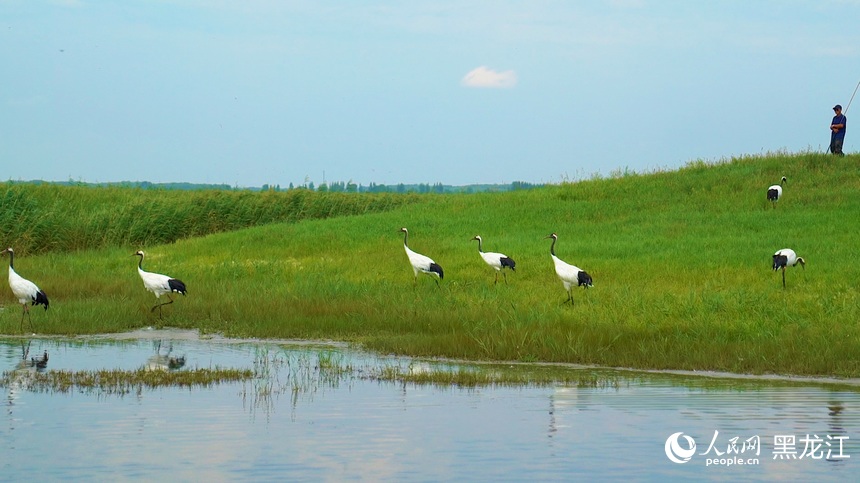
[665,432,697,464]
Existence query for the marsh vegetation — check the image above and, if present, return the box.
[1,152,858,377]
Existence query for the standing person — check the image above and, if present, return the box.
[830,104,847,155]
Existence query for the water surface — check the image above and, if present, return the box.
[2,331,858,481]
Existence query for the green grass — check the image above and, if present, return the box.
[2,151,859,377]
[2,367,254,395]
[0,182,418,253]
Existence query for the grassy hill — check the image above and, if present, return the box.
[2,151,859,377]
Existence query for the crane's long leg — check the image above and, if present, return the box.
[782,268,786,289]
[562,290,573,306]
[20,304,33,332]
[151,294,175,318]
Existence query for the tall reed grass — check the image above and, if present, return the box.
[0,183,418,254]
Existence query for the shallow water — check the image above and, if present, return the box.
[1,330,858,481]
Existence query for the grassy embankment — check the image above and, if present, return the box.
[1,152,858,377]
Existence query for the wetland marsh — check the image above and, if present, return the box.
[2,152,860,479]
[3,153,859,377]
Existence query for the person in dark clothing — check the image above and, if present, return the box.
[830,104,847,155]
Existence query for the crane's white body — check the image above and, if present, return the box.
[767,184,783,200]
[400,228,443,284]
[8,266,43,307]
[551,255,589,292]
[138,266,180,299]
[545,233,592,304]
[472,235,515,284]
[767,176,786,206]
[480,250,509,271]
[134,251,187,316]
[2,248,49,330]
[773,248,802,268]
[403,246,439,278]
[772,248,805,288]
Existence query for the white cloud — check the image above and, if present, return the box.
[461,66,517,88]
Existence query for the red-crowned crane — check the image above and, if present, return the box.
[1,248,49,331]
[399,228,443,286]
[133,250,187,317]
[471,235,515,284]
[772,248,805,288]
[767,176,786,208]
[545,233,592,305]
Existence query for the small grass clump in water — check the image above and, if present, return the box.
[2,367,254,396]
[367,362,622,389]
[247,350,622,400]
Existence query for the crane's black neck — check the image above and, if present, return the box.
[136,253,145,270]
[549,236,557,256]
[475,238,483,253]
[402,231,409,247]
[6,250,13,270]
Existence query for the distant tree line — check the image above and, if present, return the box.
[277,180,542,194]
[16,178,542,193]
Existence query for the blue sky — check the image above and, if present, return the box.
[1,1,858,187]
